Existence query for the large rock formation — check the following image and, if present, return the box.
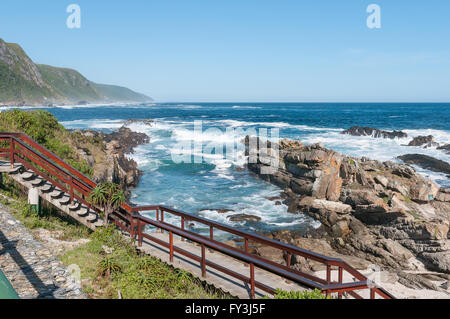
[72,124,150,199]
[245,137,450,277]
[342,126,408,139]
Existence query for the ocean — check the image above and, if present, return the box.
[7,102,450,239]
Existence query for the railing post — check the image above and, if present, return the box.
[243,238,250,267]
[250,263,255,299]
[209,226,214,241]
[326,264,331,283]
[156,208,160,233]
[10,137,14,168]
[138,219,142,247]
[69,176,74,203]
[370,288,376,299]
[130,214,135,240]
[181,216,185,242]
[201,244,206,278]
[169,231,174,262]
[338,266,343,299]
[286,252,291,267]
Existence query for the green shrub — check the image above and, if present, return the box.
[96,256,122,278]
[266,289,333,299]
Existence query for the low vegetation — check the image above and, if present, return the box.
[0,109,103,177]
[62,226,230,299]
[264,289,333,299]
[0,176,229,299]
[88,182,125,223]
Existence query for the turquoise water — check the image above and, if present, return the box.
[6,102,450,238]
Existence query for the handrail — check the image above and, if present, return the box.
[135,205,342,264]
[0,132,395,299]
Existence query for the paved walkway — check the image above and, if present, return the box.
[0,204,86,299]
[137,231,307,299]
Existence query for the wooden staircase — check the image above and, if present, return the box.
[0,132,395,299]
[0,161,104,231]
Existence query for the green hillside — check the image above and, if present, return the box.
[92,83,151,103]
[0,38,152,105]
[36,64,100,102]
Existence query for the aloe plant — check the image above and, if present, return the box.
[88,182,125,224]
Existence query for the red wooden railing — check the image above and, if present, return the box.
[0,132,395,299]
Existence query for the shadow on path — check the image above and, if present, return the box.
[0,229,57,299]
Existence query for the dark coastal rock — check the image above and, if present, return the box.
[103,127,150,155]
[407,135,439,148]
[122,118,154,126]
[342,126,408,139]
[437,144,450,154]
[398,154,450,175]
[228,214,261,223]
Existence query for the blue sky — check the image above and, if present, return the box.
[1,0,449,102]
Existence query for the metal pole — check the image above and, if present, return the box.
[201,245,206,277]
[10,137,14,168]
[250,263,255,299]
[338,267,343,299]
[169,231,174,262]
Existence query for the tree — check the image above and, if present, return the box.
[88,182,125,224]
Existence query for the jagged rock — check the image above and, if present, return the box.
[407,135,439,148]
[245,136,450,277]
[387,181,409,196]
[421,251,450,274]
[392,165,416,179]
[331,221,350,237]
[103,127,150,155]
[409,181,440,202]
[310,199,352,215]
[436,188,450,202]
[342,126,408,139]
[375,175,389,187]
[76,125,150,199]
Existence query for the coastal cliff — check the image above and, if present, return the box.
[246,137,450,285]
[0,38,152,105]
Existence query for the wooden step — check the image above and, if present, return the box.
[76,207,89,217]
[50,190,63,199]
[31,177,45,186]
[93,219,105,228]
[59,195,71,205]
[68,201,81,211]
[85,213,98,223]
[9,165,23,174]
[39,183,53,193]
[20,171,34,181]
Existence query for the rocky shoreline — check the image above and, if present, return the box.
[244,135,450,294]
[70,119,152,199]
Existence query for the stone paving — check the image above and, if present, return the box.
[0,204,87,299]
